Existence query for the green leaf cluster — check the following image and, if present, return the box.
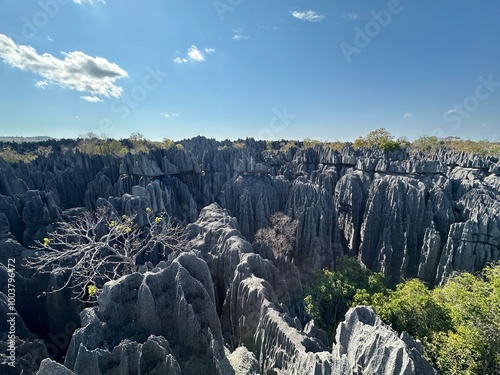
[304,257,386,342]
[305,261,500,374]
[372,266,500,374]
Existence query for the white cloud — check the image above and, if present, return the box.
[403,113,413,118]
[0,34,127,98]
[290,10,325,22]
[232,27,249,41]
[447,109,457,114]
[172,57,188,64]
[35,80,49,89]
[75,115,80,119]
[174,45,212,64]
[47,35,53,42]
[187,45,205,62]
[73,0,106,5]
[343,12,360,21]
[233,34,250,41]
[80,95,103,103]
[162,112,180,118]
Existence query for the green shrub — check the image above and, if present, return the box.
[304,258,386,342]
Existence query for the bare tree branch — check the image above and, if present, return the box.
[255,212,298,259]
[26,207,188,302]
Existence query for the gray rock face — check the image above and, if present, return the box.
[36,359,76,375]
[335,172,371,256]
[65,253,227,375]
[358,175,457,286]
[435,188,500,284]
[0,264,49,374]
[218,174,289,241]
[333,306,437,375]
[226,346,261,375]
[286,177,342,273]
[185,203,252,312]
[2,139,500,375]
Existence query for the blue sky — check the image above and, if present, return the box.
[0,0,499,142]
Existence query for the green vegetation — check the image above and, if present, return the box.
[232,141,247,149]
[304,257,386,342]
[278,140,296,151]
[353,128,402,151]
[73,133,180,156]
[350,128,500,155]
[0,145,53,164]
[303,138,321,148]
[305,261,500,375]
[1,131,499,160]
[411,135,500,156]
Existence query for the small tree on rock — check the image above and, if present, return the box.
[254,212,298,259]
[27,207,187,302]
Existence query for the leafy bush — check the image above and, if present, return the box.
[304,258,386,342]
[304,258,500,374]
[279,141,296,151]
[371,279,450,340]
[232,141,246,149]
[379,138,401,151]
[0,145,52,164]
[371,266,500,375]
[303,138,320,148]
[353,128,402,151]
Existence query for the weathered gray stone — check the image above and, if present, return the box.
[333,306,437,375]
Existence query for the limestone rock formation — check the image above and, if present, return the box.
[2,138,500,374]
[64,253,227,375]
[333,306,437,375]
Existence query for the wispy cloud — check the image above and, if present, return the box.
[403,113,413,118]
[232,27,250,41]
[205,48,216,54]
[80,95,103,103]
[290,10,325,22]
[47,35,53,42]
[0,34,127,98]
[35,80,49,89]
[162,112,180,118]
[172,57,188,64]
[447,109,457,114]
[233,34,249,41]
[343,12,360,21]
[73,0,106,5]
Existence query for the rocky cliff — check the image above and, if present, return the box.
[0,137,498,374]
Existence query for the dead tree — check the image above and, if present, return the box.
[26,207,187,302]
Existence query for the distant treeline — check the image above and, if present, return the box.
[0,136,53,143]
[0,129,499,164]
